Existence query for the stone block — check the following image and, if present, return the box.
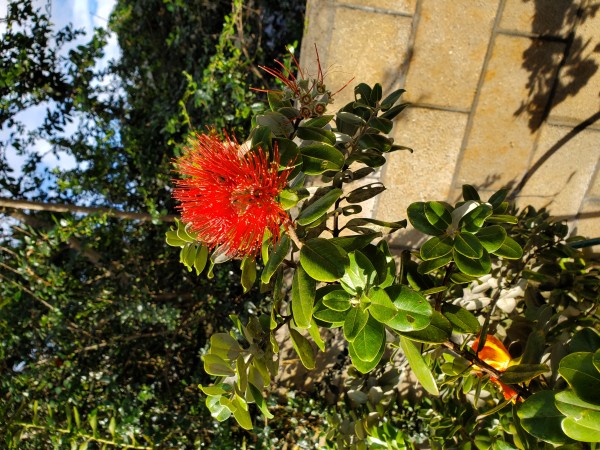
[456,34,564,191]
[548,6,600,125]
[574,199,600,242]
[404,0,497,110]
[516,124,600,216]
[377,107,468,246]
[500,0,576,37]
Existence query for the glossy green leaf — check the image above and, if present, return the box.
[351,315,386,362]
[380,102,409,120]
[337,111,367,126]
[248,383,275,419]
[300,238,348,282]
[231,395,253,430]
[368,287,398,324]
[358,133,393,152]
[313,300,348,325]
[476,225,507,253]
[303,114,334,128]
[291,266,316,329]
[486,214,519,224]
[344,307,369,342]
[368,116,393,133]
[499,364,548,384]
[556,389,600,417]
[290,328,316,370]
[407,202,447,236]
[454,232,484,258]
[206,395,231,422]
[261,236,290,284]
[453,247,491,276]
[362,240,396,288]
[256,111,294,137]
[370,83,383,104]
[493,236,523,259]
[462,185,480,201]
[308,319,325,352]
[300,142,345,175]
[441,304,480,334]
[594,349,600,373]
[569,328,600,354]
[240,257,256,293]
[488,188,508,208]
[399,311,452,343]
[559,352,600,405]
[420,235,454,260]
[297,188,342,226]
[385,285,432,332]
[380,88,405,111]
[329,232,380,252]
[210,333,242,360]
[460,204,493,232]
[251,125,273,151]
[417,254,453,275]
[203,354,235,377]
[518,391,570,445]
[562,417,600,442]
[346,148,386,168]
[341,251,377,295]
[200,384,232,396]
[296,126,336,145]
[322,289,352,311]
[267,90,289,111]
[400,337,439,396]
[349,337,385,373]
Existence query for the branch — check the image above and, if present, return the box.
[0,197,176,222]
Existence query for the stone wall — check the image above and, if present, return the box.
[300,0,600,249]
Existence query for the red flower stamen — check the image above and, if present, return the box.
[173,132,291,259]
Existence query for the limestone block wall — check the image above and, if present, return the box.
[300,0,600,249]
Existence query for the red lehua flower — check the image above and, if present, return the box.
[173,132,291,259]
[472,335,521,403]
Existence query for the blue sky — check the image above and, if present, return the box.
[1,0,118,182]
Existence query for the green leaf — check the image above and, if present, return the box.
[370,83,383,104]
[518,391,570,445]
[206,395,232,422]
[420,235,454,260]
[399,311,452,343]
[417,254,452,275]
[329,233,380,252]
[165,229,186,247]
[303,114,334,128]
[241,257,256,293]
[368,287,397,322]
[363,240,396,288]
[256,110,294,136]
[337,111,367,126]
[349,337,385,373]
[346,148,386,168]
[267,90,289,111]
[368,116,393,133]
[358,134,393,152]
[297,126,336,144]
[569,328,600,354]
[313,299,348,325]
[407,202,447,236]
[248,384,275,420]
[345,183,386,204]
[380,88,405,111]
[322,289,352,311]
[454,232,484,258]
[193,245,209,275]
[499,364,548,384]
[300,238,348,282]
[594,349,600,373]
[486,214,519,224]
[561,417,600,442]
[203,354,235,377]
[400,337,439,396]
[209,333,242,360]
[556,389,600,416]
[261,236,290,284]
[308,319,326,352]
[251,125,273,151]
[462,185,480,201]
[488,188,508,208]
[297,188,343,226]
[291,266,316,329]
[300,143,345,175]
[231,395,253,430]
[460,204,493,232]
[351,315,386,362]
[290,328,316,369]
[380,102,409,120]
[344,307,369,342]
[559,352,600,405]
[385,285,432,332]
[340,251,377,295]
[493,236,523,259]
[476,225,507,253]
[441,304,480,334]
[453,247,491,276]
[199,384,232,396]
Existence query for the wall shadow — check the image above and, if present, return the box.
[515,0,600,131]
